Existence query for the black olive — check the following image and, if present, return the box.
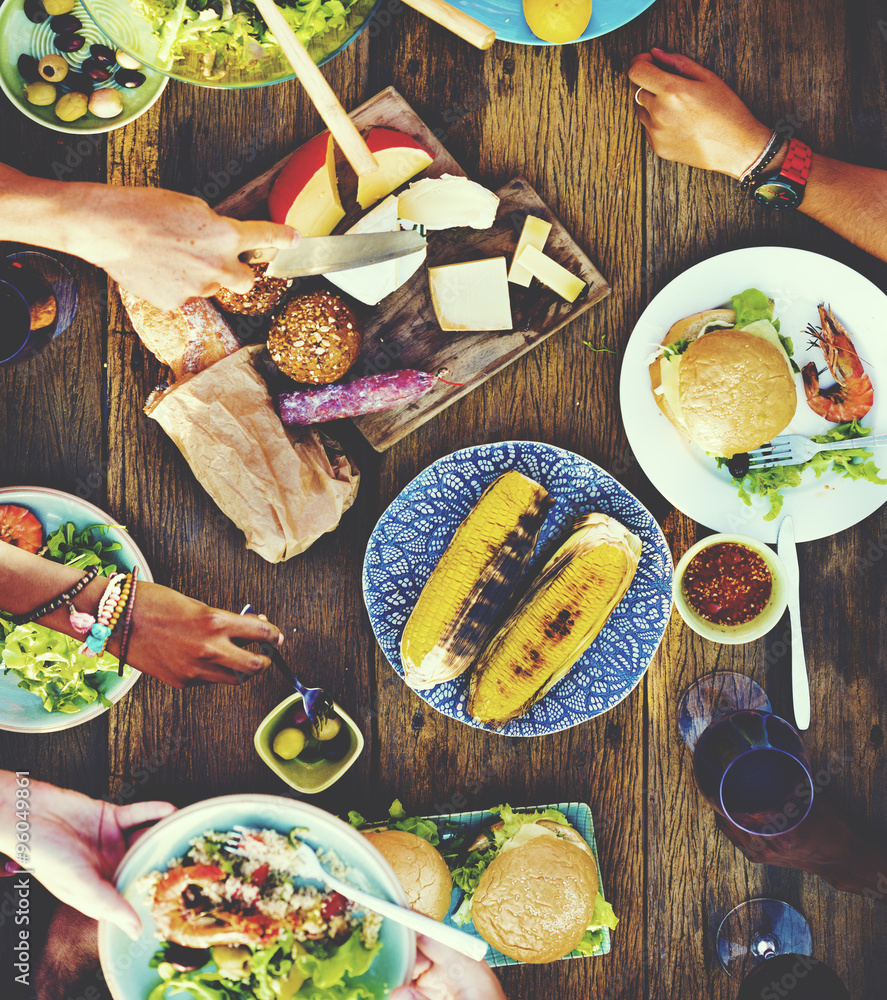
[61,71,94,95]
[114,68,146,89]
[54,32,85,53]
[23,0,49,24]
[17,54,40,84]
[89,43,116,66]
[727,453,750,479]
[80,58,112,82]
[162,944,211,973]
[49,13,81,32]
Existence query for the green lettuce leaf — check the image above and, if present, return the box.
[388,800,440,845]
[490,804,569,847]
[296,933,382,993]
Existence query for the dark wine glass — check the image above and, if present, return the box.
[679,673,814,836]
[0,252,77,367]
[737,953,850,999]
[717,899,813,982]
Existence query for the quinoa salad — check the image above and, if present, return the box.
[140,828,384,1000]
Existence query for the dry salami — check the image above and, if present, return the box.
[279,369,440,425]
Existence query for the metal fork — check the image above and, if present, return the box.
[747,433,887,470]
[240,605,334,725]
[225,826,489,962]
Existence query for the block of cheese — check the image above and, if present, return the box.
[428,257,513,332]
[398,174,499,231]
[508,215,552,286]
[356,128,434,210]
[515,244,586,303]
[323,195,427,306]
[268,133,345,237]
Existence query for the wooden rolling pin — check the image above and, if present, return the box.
[403,0,496,50]
[250,0,378,176]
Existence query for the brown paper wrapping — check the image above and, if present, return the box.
[145,345,359,562]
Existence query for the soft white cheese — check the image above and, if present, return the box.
[398,174,499,230]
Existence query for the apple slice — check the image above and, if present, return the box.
[268,132,345,237]
[356,128,434,210]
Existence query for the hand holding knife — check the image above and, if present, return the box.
[244,231,427,278]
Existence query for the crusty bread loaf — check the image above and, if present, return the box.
[118,287,240,381]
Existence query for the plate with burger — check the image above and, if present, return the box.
[620,247,887,543]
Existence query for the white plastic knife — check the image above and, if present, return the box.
[777,515,810,730]
[246,232,427,278]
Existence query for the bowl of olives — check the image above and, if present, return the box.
[0,0,167,134]
[254,692,365,794]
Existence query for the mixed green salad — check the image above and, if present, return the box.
[131,0,363,80]
[0,521,130,714]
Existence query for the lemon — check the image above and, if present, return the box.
[522,0,591,44]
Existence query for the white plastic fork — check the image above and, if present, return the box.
[225,826,489,962]
[747,433,887,470]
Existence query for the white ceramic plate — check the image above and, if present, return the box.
[0,486,150,733]
[98,794,415,1000]
[619,247,887,543]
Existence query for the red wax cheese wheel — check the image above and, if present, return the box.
[269,132,345,237]
[356,128,434,210]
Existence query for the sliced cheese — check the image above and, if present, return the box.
[286,134,345,237]
[428,257,513,332]
[398,174,499,231]
[356,132,434,210]
[322,195,427,306]
[508,215,552,286]
[515,244,586,303]
[498,823,559,855]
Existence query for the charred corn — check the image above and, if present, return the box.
[400,471,554,690]
[468,513,642,726]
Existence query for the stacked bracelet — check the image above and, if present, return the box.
[79,573,126,658]
[5,565,101,626]
[117,570,139,677]
[739,130,787,191]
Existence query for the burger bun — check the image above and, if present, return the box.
[362,830,452,921]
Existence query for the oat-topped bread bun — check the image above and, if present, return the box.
[362,830,453,921]
[470,830,600,964]
[213,263,293,316]
[268,290,362,385]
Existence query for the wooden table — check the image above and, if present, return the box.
[2,1,886,997]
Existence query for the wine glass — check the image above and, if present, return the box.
[679,672,814,837]
[0,252,77,367]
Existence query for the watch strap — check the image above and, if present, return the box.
[777,138,813,186]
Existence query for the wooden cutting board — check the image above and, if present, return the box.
[215,87,610,452]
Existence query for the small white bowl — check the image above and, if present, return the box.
[673,533,788,644]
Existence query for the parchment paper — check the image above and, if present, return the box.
[145,345,359,562]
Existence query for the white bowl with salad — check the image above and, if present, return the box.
[0,486,151,733]
[97,793,415,1000]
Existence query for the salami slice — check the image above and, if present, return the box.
[279,369,440,425]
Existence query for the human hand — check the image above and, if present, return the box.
[62,184,299,311]
[628,49,774,179]
[0,775,175,941]
[124,581,283,688]
[389,935,507,1000]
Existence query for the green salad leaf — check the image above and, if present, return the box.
[719,420,887,520]
[43,521,123,574]
[0,618,122,713]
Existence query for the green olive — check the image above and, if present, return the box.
[210,945,251,980]
[25,81,57,106]
[43,0,75,13]
[88,88,123,119]
[272,944,307,999]
[38,54,68,82]
[312,714,341,741]
[273,727,307,760]
[55,91,87,121]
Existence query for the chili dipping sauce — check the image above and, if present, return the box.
[682,542,772,626]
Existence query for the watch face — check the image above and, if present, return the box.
[754,179,803,210]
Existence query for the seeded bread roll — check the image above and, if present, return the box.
[268,290,362,385]
[213,263,293,316]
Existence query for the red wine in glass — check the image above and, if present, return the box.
[737,954,849,999]
[0,252,77,367]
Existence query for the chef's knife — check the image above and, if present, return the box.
[246,232,427,278]
[777,514,810,730]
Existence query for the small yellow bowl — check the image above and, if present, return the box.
[254,693,364,794]
[673,533,788,644]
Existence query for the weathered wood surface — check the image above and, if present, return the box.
[2,0,887,998]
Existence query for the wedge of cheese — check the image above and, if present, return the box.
[398,175,499,231]
[322,195,427,307]
[508,215,552,286]
[428,258,513,332]
[515,245,586,303]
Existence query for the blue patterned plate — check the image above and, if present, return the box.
[457,0,658,45]
[363,441,673,736]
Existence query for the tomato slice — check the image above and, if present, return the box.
[0,505,43,553]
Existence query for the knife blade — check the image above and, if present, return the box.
[246,232,427,278]
[777,514,810,730]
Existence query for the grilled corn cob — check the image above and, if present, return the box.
[400,471,554,690]
[468,513,642,726]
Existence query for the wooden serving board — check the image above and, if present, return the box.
[216,87,610,452]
